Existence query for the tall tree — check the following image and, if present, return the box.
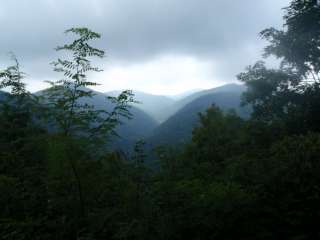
[43,27,134,142]
[238,0,320,135]
[0,55,47,239]
[261,0,320,81]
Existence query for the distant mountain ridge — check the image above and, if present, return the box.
[31,83,248,150]
[35,88,158,152]
[106,83,246,124]
[157,83,247,123]
[105,90,175,123]
[168,89,203,100]
[147,84,249,146]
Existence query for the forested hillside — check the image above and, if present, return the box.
[149,85,249,146]
[152,83,247,123]
[1,1,320,239]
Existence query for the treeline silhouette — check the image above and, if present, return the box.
[1,0,320,239]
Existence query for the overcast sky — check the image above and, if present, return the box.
[0,0,289,95]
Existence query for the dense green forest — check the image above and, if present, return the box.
[1,0,320,239]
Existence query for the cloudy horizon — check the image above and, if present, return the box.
[0,0,289,95]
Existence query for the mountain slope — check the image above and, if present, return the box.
[168,89,203,101]
[36,88,158,151]
[0,91,8,101]
[106,90,175,123]
[161,84,247,122]
[105,84,246,123]
[148,88,249,146]
[81,90,159,151]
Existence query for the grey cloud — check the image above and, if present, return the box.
[0,0,290,87]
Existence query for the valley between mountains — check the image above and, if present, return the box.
[102,83,249,152]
